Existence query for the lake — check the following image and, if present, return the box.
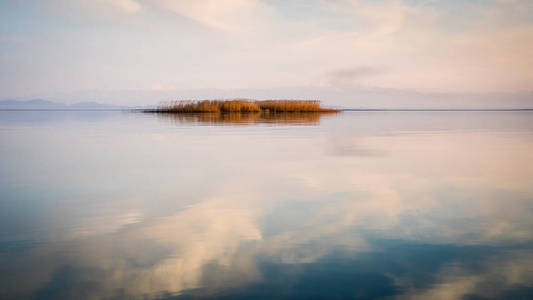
[1,110,532,299]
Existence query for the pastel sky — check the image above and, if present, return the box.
[1,0,533,104]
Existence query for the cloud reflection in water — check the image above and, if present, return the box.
[0,111,532,299]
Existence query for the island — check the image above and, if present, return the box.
[144,99,340,113]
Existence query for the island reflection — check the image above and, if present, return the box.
[156,112,337,125]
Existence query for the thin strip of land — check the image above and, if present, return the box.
[342,108,533,111]
[145,100,340,113]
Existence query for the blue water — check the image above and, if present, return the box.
[1,111,532,299]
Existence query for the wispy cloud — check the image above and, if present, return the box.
[1,0,533,100]
[327,66,387,87]
[154,0,270,32]
[111,0,142,14]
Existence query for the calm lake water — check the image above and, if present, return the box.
[1,111,533,299]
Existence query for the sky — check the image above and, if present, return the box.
[1,0,533,107]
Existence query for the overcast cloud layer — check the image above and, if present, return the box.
[1,0,532,106]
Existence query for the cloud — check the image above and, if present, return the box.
[331,0,410,36]
[327,66,386,87]
[111,0,141,14]
[34,0,143,17]
[154,0,269,32]
[2,0,533,98]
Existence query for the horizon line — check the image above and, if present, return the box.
[1,108,533,112]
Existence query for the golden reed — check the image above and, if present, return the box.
[147,99,340,113]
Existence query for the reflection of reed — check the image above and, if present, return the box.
[157,112,337,125]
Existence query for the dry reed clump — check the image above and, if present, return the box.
[151,100,339,113]
[258,100,324,112]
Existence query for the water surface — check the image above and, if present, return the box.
[1,111,532,299]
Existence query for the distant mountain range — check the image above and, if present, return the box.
[2,88,533,110]
[0,99,135,110]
